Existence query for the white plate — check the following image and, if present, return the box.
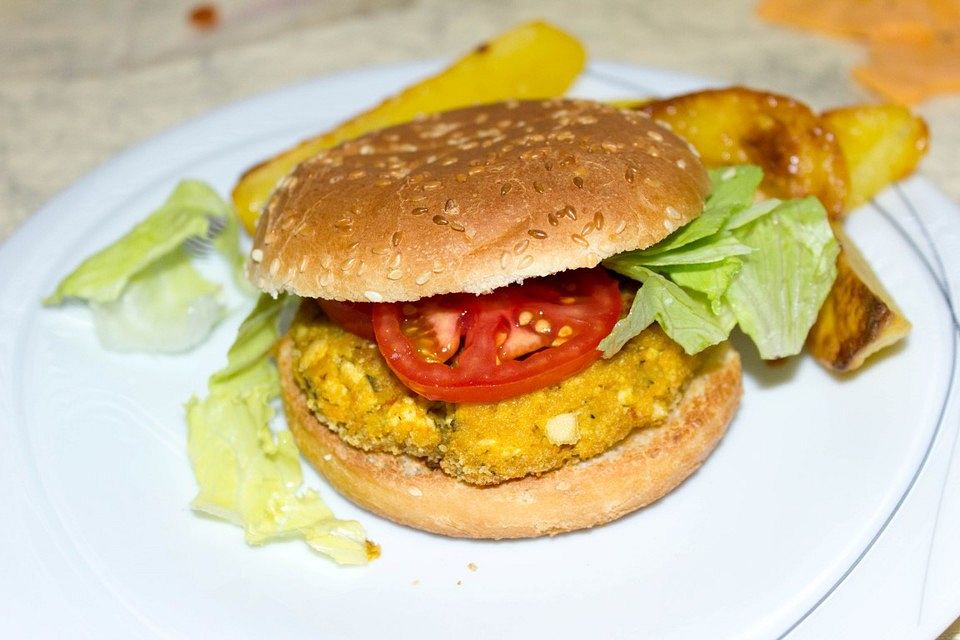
[1,62,959,640]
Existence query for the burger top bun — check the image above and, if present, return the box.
[248,99,709,302]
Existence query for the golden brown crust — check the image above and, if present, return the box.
[279,337,741,539]
[249,99,709,302]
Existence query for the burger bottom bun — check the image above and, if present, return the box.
[278,337,742,539]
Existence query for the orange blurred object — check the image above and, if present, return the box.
[855,26,960,104]
[756,0,960,103]
[188,3,219,31]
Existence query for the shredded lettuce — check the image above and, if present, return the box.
[724,197,839,358]
[44,180,245,353]
[90,249,224,353]
[602,165,838,360]
[598,266,734,356]
[186,294,373,565]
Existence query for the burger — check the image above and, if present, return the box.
[246,98,742,539]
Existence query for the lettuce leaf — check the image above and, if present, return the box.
[44,180,247,353]
[186,294,373,565]
[724,197,839,358]
[598,267,733,356]
[601,166,838,359]
[661,258,742,311]
[45,180,231,304]
[638,165,763,255]
[90,249,225,353]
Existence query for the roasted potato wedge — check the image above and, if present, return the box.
[639,87,849,219]
[232,20,586,234]
[806,225,911,371]
[822,104,929,210]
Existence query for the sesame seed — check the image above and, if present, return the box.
[563,205,577,220]
[518,255,534,269]
[662,220,676,231]
[450,222,465,232]
[375,178,392,187]
[468,166,484,176]
[329,175,343,184]
[647,130,664,142]
[581,222,594,237]
[514,239,530,254]
[299,256,310,273]
[666,206,681,220]
[387,269,403,280]
[408,487,423,497]
[422,180,442,191]
[432,215,448,226]
[593,211,605,230]
[444,198,458,213]
[341,257,357,272]
[615,220,627,235]
[528,229,548,239]
[456,174,467,183]
[573,176,584,189]
[388,253,402,268]
[250,248,264,263]
[547,212,559,226]
[415,271,431,285]
[500,183,513,196]
[544,160,553,171]
[441,156,459,166]
[268,258,280,276]
[391,231,402,247]
[601,141,618,153]
[411,207,428,216]
[348,170,366,180]
[676,159,687,169]
[533,181,545,194]
[571,234,589,247]
[320,255,333,269]
[625,167,637,183]
[319,272,334,287]
[364,290,384,302]
[500,252,510,270]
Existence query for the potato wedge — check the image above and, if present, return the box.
[806,225,911,371]
[232,20,586,234]
[639,87,849,219]
[822,104,929,210]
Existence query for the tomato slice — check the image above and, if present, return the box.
[371,268,622,403]
[317,299,375,341]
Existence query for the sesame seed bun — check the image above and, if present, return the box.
[278,336,741,539]
[248,99,708,302]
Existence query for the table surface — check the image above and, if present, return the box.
[2,1,958,637]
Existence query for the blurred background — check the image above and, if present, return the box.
[2,1,958,635]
